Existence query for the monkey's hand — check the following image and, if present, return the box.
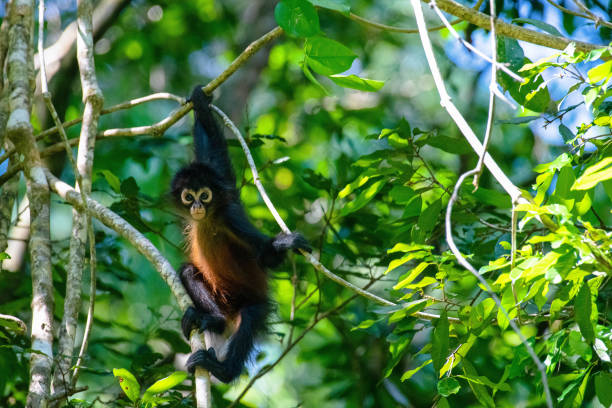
[181,306,226,339]
[272,232,312,254]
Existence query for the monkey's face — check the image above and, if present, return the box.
[171,162,232,222]
[180,187,213,221]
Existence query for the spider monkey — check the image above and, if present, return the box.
[172,86,310,383]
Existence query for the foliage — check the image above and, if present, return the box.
[0,0,611,407]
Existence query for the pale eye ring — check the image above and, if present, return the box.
[199,187,213,204]
[181,190,194,205]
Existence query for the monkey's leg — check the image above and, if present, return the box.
[186,303,267,383]
[180,263,226,338]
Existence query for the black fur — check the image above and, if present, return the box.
[174,86,311,383]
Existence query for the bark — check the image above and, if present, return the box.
[53,0,104,397]
[6,1,54,407]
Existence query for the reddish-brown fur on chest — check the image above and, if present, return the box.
[188,222,267,315]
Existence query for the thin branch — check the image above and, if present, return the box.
[429,2,522,83]
[571,0,612,29]
[545,0,590,19]
[32,92,185,141]
[472,0,498,189]
[427,0,604,54]
[346,0,485,35]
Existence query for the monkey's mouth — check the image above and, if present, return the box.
[191,207,206,220]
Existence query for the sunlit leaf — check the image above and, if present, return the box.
[437,377,461,397]
[431,310,449,375]
[142,371,188,402]
[329,74,384,91]
[575,283,595,344]
[275,0,320,38]
[113,368,140,403]
[305,36,357,76]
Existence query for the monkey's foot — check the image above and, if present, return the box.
[181,307,226,338]
[186,348,238,383]
[272,232,312,253]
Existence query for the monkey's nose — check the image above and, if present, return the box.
[191,206,206,220]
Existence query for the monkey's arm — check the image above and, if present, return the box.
[189,85,236,183]
[180,264,226,337]
[224,202,311,268]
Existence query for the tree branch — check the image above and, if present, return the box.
[6,1,54,407]
[427,0,604,53]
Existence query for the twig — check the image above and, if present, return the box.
[571,0,612,29]
[346,0,485,35]
[69,0,104,388]
[429,1,522,83]
[471,0,498,189]
[409,0,553,405]
[544,0,589,19]
[32,92,185,141]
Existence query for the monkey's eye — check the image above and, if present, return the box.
[181,190,195,205]
[198,187,213,204]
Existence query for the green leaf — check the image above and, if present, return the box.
[587,60,612,84]
[142,371,188,402]
[595,372,612,407]
[329,74,384,91]
[461,360,496,408]
[437,377,461,397]
[496,115,540,125]
[302,60,330,95]
[383,336,411,378]
[572,157,612,190]
[575,283,595,344]
[401,359,432,381]
[275,0,320,38]
[421,134,472,155]
[392,261,429,285]
[113,368,141,403]
[558,124,575,143]
[99,169,121,193]
[417,199,442,236]
[120,176,140,198]
[512,18,562,36]
[305,36,357,76]
[431,310,449,375]
[339,179,386,216]
[497,37,551,112]
[308,0,350,15]
[301,169,331,191]
[0,252,10,261]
